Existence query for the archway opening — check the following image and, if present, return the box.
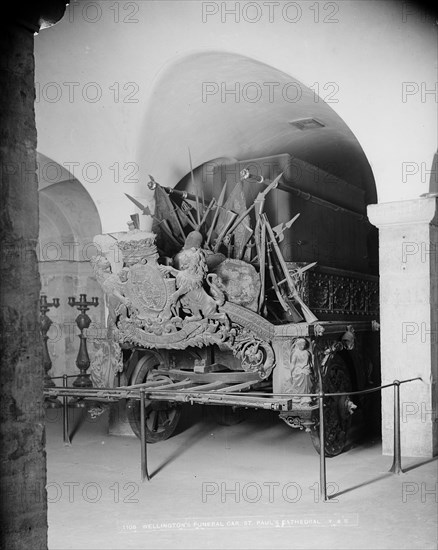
[37,152,104,379]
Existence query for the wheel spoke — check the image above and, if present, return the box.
[150,410,159,432]
[159,410,171,428]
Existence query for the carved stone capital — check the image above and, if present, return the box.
[368,197,438,228]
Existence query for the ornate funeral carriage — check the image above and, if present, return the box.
[91,154,380,457]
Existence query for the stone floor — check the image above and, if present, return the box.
[45,403,437,550]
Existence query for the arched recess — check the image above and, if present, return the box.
[137,51,376,206]
[136,51,378,274]
[37,152,105,379]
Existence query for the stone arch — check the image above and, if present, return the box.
[37,152,105,379]
[137,51,377,207]
[137,52,378,275]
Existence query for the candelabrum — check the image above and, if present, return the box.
[40,294,61,408]
[68,294,99,406]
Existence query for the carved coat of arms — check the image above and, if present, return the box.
[91,229,276,379]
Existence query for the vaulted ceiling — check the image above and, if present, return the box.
[139,52,376,205]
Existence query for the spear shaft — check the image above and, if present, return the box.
[206,180,227,247]
[188,147,201,225]
[263,213,318,324]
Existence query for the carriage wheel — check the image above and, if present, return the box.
[126,352,182,443]
[310,355,353,457]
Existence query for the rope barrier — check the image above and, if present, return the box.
[44,376,423,500]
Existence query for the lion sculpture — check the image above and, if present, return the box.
[162,245,228,327]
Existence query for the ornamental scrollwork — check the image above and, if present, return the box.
[230,327,275,379]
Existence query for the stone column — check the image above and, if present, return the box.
[368,198,437,457]
[0,22,47,548]
[0,3,67,549]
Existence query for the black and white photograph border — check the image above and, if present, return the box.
[1,1,437,549]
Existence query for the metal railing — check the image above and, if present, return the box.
[45,375,422,500]
[313,377,422,501]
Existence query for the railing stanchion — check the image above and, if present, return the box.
[319,390,327,501]
[62,375,71,446]
[140,389,150,481]
[389,380,403,474]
